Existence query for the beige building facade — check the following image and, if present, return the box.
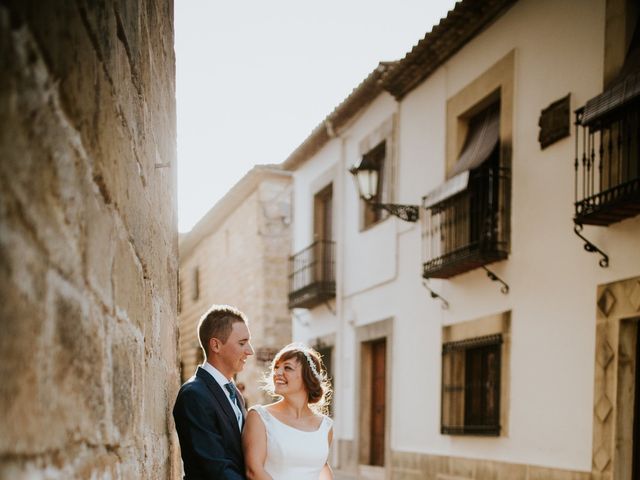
[178,166,292,406]
[0,1,180,478]
[284,1,640,479]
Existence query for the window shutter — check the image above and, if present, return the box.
[441,348,465,433]
[442,334,502,435]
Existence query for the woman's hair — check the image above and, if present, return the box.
[263,343,332,414]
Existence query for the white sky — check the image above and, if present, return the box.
[175,0,458,232]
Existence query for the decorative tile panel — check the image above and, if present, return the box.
[596,339,614,369]
[597,288,616,317]
[595,395,613,422]
[593,446,610,472]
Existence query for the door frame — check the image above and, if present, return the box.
[591,276,640,478]
[355,318,393,479]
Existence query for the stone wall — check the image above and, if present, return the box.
[0,1,179,478]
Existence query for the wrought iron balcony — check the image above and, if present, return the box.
[288,240,335,309]
[574,101,640,226]
[422,161,510,279]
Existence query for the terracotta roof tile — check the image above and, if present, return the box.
[281,0,518,170]
[383,0,517,99]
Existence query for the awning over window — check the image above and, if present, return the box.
[582,23,640,128]
[423,103,499,208]
[581,70,640,128]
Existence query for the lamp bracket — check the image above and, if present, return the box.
[482,266,509,294]
[573,222,609,268]
[372,202,420,222]
[422,280,449,309]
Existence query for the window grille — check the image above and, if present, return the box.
[441,334,502,435]
[422,101,510,279]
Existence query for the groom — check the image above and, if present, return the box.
[173,305,254,479]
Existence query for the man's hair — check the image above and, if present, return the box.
[198,305,247,358]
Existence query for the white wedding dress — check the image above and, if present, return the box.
[251,405,333,480]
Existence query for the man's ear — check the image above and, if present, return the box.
[209,337,221,353]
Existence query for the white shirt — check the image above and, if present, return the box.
[202,362,243,430]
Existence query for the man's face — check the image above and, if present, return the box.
[213,321,253,378]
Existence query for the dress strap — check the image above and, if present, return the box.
[322,414,334,431]
[250,405,271,426]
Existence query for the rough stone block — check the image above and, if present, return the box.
[113,235,147,332]
[84,195,116,309]
[48,277,107,444]
[110,322,143,443]
[0,263,46,455]
[476,459,526,480]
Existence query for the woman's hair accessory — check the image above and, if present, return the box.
[301,349,323,382]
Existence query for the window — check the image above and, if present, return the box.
[573,20,640,226]
[423,100,509,278]
[422,51,514,279]
[441,334,502,435]
[192,267,200,301]
[362,141,386,228]
[288,184,336,309]
[313,184,333,242]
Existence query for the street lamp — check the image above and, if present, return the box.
[349,159,420,223]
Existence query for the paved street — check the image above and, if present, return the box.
[334,472,356,480]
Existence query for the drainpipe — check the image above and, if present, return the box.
[325,118,346,469]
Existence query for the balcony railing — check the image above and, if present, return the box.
[574,104,640,226]
[422,161,510,279]
[288,240,335,309]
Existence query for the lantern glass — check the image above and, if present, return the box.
[358,169,378,201]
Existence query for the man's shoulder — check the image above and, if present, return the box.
[177,372,209,398]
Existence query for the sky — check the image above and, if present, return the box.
[175,0,458,232]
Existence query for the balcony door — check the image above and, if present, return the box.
[313,184,333,283]
[314,183,333,242]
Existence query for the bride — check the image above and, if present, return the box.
[242,343,334,480]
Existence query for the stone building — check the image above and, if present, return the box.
[0,1,180,479]
[178,165,292,407]
[284,0,640,479]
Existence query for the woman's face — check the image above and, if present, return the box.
[273,357,305,396]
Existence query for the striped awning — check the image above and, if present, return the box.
[423,103,499,208]
[581,70,640,128]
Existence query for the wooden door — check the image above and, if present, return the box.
[313,184,333,282]
[313,184,333,242]
[370,339,386,466]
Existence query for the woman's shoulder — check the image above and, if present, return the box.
[319,413,333,429]
[248,403,279,422]
[250,402,280,412]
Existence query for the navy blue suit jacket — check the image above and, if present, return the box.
[173,367,246,480]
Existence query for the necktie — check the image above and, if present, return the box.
[225,382,244,429]
[225,382,241,409]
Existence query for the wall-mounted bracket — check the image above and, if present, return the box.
[372,203,420,222]
[323,300,336,316]
[422,280,449,309]
[482,266,509,294]
[573,222,609,268]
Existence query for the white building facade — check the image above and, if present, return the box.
[284,0,640,479]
